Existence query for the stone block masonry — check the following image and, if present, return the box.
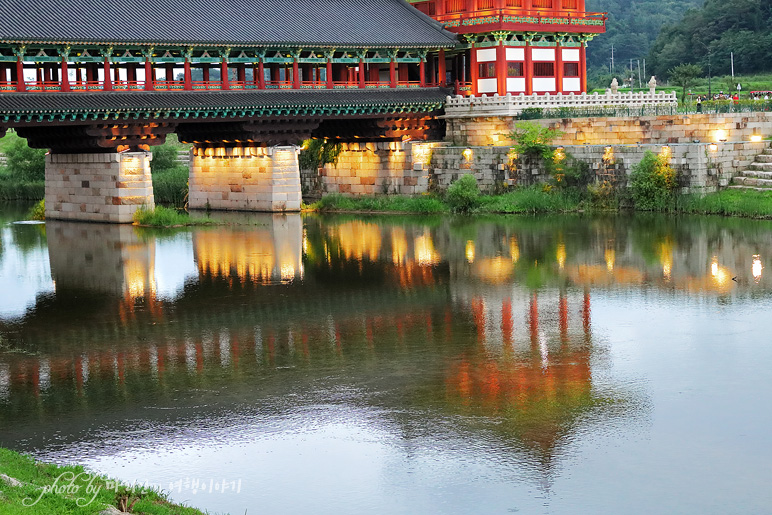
[446,113,772,147]
[45,151,154,223]
[302,141,769,196]
[301,141,444,197]
[189,146,301,212]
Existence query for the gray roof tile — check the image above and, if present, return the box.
[0,0,457,48]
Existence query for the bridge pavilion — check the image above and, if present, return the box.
[0,0,458,221]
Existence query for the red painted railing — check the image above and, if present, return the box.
[0,79,441,93]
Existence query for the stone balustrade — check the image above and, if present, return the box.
[443,91,679,118]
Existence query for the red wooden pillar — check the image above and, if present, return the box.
[469,46,478,96]
[237,63,246,87]
[183,57,192,90]
[144,59,154,90]
[113,63,120,84]
[202,64,209,84]
[220,58,230,90]
[419,58,426,87]
[15,57,25,92]
[326,60,333,89]
[579,42,587,93]
[524,41,533,95]
[85,64,93,84]
[496,41,507,95]
[103,56,112,91]
[438,49,446,87]
[0,64,6,87]
[258,60,265,89]
[555,43,563,94]
[358,58,366,88]
[61,56,70,92]
[165,63,174,86]
[128,63,137,85]
[292,58,300,88]
[389,58,396,88]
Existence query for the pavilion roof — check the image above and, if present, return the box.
[0,0,458,49]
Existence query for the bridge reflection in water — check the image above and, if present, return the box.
[2,214,770,480]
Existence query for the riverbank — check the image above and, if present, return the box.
[309,188,772,219]
[0,448,209,514]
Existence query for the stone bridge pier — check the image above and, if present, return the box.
[188,145,302,212]
[45,151,155,223]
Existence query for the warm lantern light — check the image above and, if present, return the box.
[752,255,763,283]
[602,146,614,164]
[708,143,719,152]
[554,147,566,162]
[556,243,566,270]
[660,145,671,159]
[751,134,763,143]
[714,129,728,142]
[465,240,475,263]
[463,148,473,161]
[605,248,616,272]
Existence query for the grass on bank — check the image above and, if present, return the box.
[133,205,217,227]
[0,448,209,515]
[677,189,772,218]
[311,187,583,215]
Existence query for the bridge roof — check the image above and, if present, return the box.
[0,0,458,49]
[0,88,449,123]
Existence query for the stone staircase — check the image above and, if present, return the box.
[730,148,772,191]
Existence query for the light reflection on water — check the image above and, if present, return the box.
[1,210,772,514]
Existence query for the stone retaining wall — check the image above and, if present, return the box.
[45,151,154,223]
[302,141,769,196]
[446,113,772,147]
[301,142,443,196]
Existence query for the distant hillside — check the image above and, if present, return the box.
[585,0,703,71]
[647,0,772,78]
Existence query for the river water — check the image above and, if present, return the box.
[0,203,771,514]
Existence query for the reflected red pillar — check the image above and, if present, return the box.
[501,298,513,347]
[471,297,486,344]
[582,290,591,336]
[559,294,568,344]
[195,342,204,373]
[74,356,84,395]
[529,291,539,347]
[231,336,240,369]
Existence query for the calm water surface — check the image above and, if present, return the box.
[1,203,771,514]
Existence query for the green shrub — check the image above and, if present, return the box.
[629,151,678,211]
[152,165,188,206]
[299,139,343,170]
[28,199,45,220]
[508,121,564,160]
[587,180,617,210]
[151,144,181,172]
[446,174,480,213]
[5,138,46,182]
